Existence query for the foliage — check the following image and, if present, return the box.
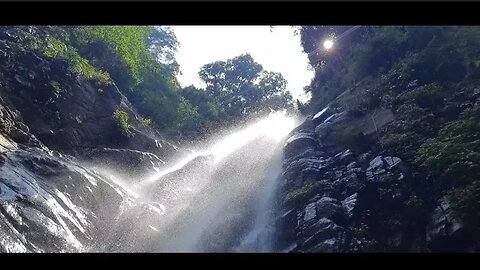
[302,25,480,248]
[299,26,476,110]
[404,193,428,222]
[41,33,110,83]
[283,180,321,207]
[415,107,480,190]
[0,117,12,134]
[333,123,366,151]
[49,81,62,98]
[350,222,377,252]
[199,54,293,118]
[113,110,134,137]
[448,181,480,220]
[71,26,194,135]
[140,116,152,126]
[75,26,160,84]
[2,26,111,83]
[398,83,446,110]
[0,26,296,140]
[176,96,200,130]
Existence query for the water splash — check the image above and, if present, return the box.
[124,110,298,252]
[0,111,298,252]
[141,111,296,186]
[209,112,296,163]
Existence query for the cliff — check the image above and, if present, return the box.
[277,26,480,252]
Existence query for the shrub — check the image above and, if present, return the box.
[399,83,445,110]
[333,123,367,151]
[49,81,62,98]
[140,116,152,126]
[74,26,156,85]
[404,193,428,222]
[0,117,12,134]
[42,35,111,83]
[415,108,480,190]
[448,181,480,221]
[113,110,134,137]
[283,180,322,207]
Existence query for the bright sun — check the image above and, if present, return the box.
[323,39,334,50]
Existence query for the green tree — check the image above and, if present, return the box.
[198,54,293,117]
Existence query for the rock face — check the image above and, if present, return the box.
[0,30,180,178]
[83,147,167,180]
[277,106,414,252]
[425,197,479,252]
[0,134,131,252]
[0,29,186,251]
[277,104,480,252]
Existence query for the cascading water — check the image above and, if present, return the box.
[0,111,297,252]
[107,111,298,252]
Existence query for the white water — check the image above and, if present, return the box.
[236,149,283,252]
[115,111,298,252]
[0,111,298,252]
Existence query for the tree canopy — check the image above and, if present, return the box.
[3,26,294,140]
[198,54,293,117]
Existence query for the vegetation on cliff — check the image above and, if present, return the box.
[0,26,293,142]
[299,26,480,250]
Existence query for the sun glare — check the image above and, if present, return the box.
[323,39,334,50]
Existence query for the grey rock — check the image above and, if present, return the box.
[342,193,358,219]
[303,202,317,222]
[301,217,344,249]
[312,106,334,125]
[426,197,465,246]
[309,238,340,252]
[85,147,166,180]
[335,149,354,164]
[346,161,358,170]
[315,197,345,223]
[366,156,402,181]
[284,132,317,160]
[407,79,418,88]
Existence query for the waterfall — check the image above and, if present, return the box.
[0,111,297,252]
[120,110,297,252]
[235,148,283,252]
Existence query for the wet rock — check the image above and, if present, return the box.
[284,132,317,160]
[282,158,329,188]
[314,112,347,140]
[426,197,467,251]
[15,122,29,133]
[8,127,30,143]
[309,238,341,252]
[311,179,338,198]
[342,193,357,219]
[407,79,418,89]
[357,152,372,164]
[301,217,345,250]
[335,172,364,197]
[334,149,355,164]
[284,148,320,163]
[315,197,346,224]
[85,147,166,179]
[303,202,317,222]
[0,147,135,252]
[312,106,334,125]
[366,156,402,182]
[346,161,358,170]
[290,117,315,134]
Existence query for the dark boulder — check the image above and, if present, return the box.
[284,132,318,161]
